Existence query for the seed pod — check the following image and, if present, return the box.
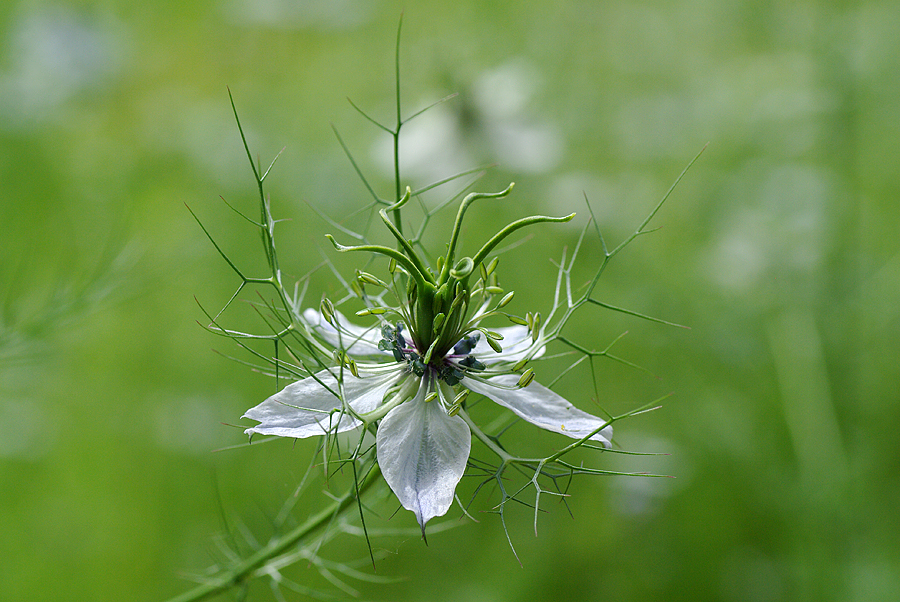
[432,312,446,334]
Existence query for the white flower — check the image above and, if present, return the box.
[243,311,613,530]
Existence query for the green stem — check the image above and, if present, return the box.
[459,409,513,464]
[392,14,404,237]
[165,464,382,602]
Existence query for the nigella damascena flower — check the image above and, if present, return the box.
[241,185,613,530]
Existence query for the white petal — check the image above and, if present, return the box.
[303,308,385,357]
[377,380,471,529]
[243,369,395,438]
[463,374,612,447]
[471,325,545,365]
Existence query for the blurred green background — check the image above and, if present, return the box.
[1,0,898,600]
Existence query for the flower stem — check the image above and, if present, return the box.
[392,14,403,237]
[164,463,382,602]
[459,409,513,464]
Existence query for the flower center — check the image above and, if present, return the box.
[378,323,485,385]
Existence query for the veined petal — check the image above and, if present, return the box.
[463,374,612,447]
[243,368,396,438]
[303,308,385,357]
[377,378,471,530]
[472,325,545,365]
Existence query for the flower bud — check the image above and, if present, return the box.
[531,311,542,342]
[517,368,535,388]
[486,335,503,353]
[320,298,335,325]
[357,271,385,287]
[447,389,469,417]
[498,291,515,308]
[486,256,499,276]
[453,389,470,405]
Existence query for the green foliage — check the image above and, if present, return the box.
[1,1,898,601]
